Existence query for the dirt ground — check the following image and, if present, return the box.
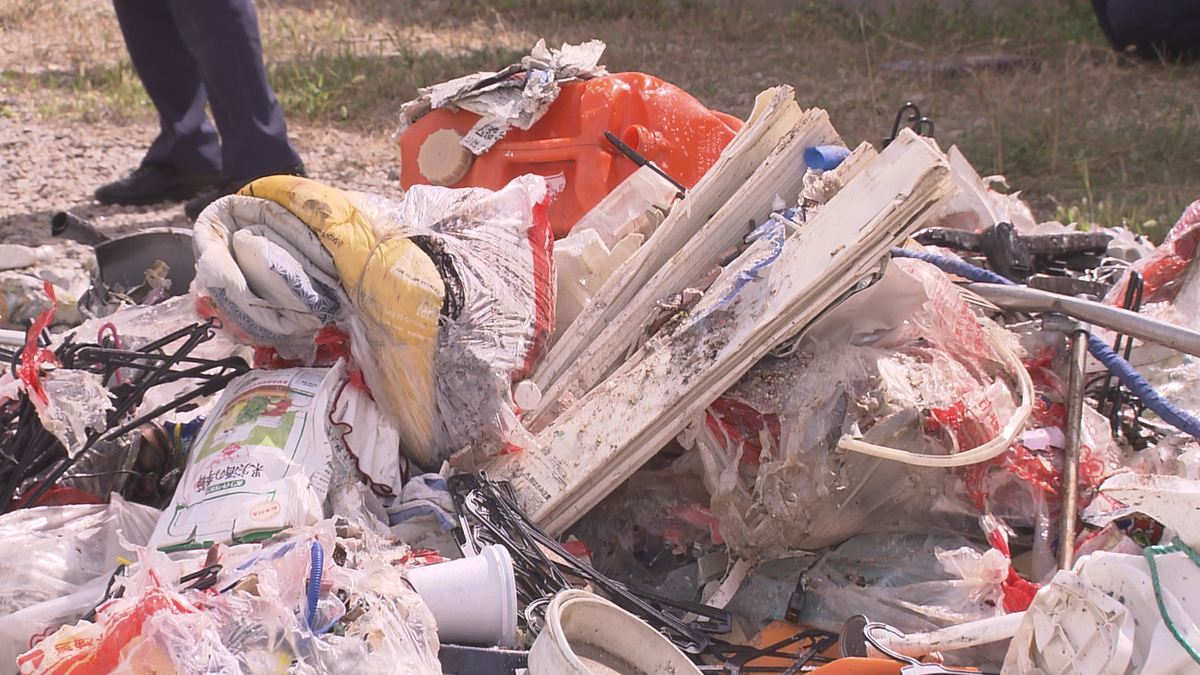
[0,114,403,290]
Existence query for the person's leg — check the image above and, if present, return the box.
[1091,0,1129,52]
[95,0,222,204]
[1105,0,1200,62]
[167,0,301,181]
[1156,0,1200,62]
[111,0,221,173]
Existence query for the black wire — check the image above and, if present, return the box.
[3,319,247,511]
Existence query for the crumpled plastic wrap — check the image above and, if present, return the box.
[1105,198,1200,309]
[934,145,1037,234]
[797,534,1009,632]
[684,256,1129,562]
[19,521,441,675]
[0,273,83,331]
[32,370,112,458]
[351,174,556,468]
[567,462,721,584]
[0,496,160,666]
[685,259,1022,558]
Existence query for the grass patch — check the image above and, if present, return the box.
[268,43,526,123]
[855,0,1101,54]
[2,62,150,121]
[941,56,1200,236]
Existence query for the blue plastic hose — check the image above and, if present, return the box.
[307,540,324,630]
[891,247,1200,440]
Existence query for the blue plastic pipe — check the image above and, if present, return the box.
[804,145,851,171]
[890,247,1200,440]
[307,540,324,630]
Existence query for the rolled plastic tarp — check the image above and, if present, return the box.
[241,176,445,465]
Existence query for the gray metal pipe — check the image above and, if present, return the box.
[1059,326,1088,571]
[50,211,110,246]
[965,282,1200,358]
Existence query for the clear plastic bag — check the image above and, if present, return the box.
[688,259,1021,558]
[792,533,1008,634]
[20,521,441,675]
[0,495,159,615]
[351,174,555,468]
[567,463,721,584]
[0,495,160,665]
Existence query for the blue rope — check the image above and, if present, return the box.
[890,247,1200,440]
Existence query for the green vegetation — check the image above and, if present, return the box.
[4,62,150,121]
[268,44,524,123]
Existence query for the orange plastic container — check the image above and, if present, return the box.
[399,72,744,238]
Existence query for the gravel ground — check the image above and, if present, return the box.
[0,114,405,294]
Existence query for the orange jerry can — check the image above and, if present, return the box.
[398,72,744,239]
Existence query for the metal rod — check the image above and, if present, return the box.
[1059,326,1089,571]
[965,282,1200,358]
[603,130,688,197]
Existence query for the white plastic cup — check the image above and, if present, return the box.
[528,589,702,675]
[405,544,518,648]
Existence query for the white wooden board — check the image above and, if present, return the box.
[531,87,806,393]
[487,131,957,535]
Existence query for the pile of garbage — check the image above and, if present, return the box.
[2,40,1200,675]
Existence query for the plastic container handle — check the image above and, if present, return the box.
[837,319,1034,467]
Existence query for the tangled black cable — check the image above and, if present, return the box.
[0,318,249,512]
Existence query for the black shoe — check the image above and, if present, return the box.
[185,163,307,221]
[94,163,220,206]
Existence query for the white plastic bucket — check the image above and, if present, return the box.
[405,544,518,648]
[528,589,703,675]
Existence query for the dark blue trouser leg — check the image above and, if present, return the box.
[167,0,302,179]
[113,0,221,173]
[1102,0,1200,62]
[111,0,302,179]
